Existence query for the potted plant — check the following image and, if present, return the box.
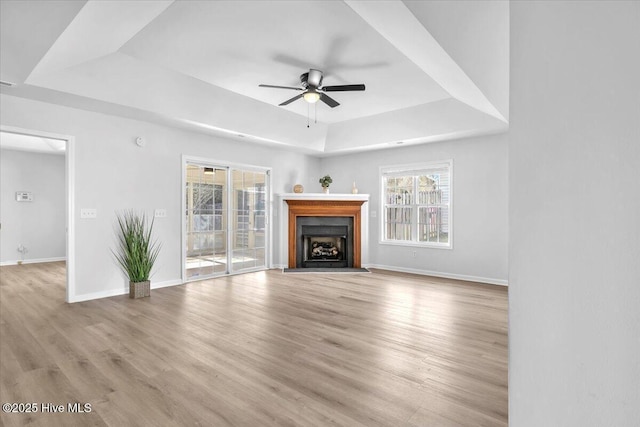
[113,210,161,299]
[319,175,332,193]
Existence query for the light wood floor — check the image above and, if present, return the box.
[0,262,508,426]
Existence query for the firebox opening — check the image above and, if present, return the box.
[304,236,346,262]
[296,216,354,268]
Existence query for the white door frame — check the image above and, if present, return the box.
[181,155,272,283]
[1,125,76,303]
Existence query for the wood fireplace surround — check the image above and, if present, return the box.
[285,199,365,269]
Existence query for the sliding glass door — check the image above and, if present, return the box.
[184,161,269,280]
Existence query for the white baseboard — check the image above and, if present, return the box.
[151,279,184,290]
[70,278,185,303]
[365,264,508,286]
[0,257,66,267]
[70,287,128,303]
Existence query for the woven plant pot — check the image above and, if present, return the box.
[130,280,150,299]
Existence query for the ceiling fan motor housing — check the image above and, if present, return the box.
[300,69,323,88]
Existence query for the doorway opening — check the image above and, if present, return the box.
[182,158,270,281]
[0,126,75,302]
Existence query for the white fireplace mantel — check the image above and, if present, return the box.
[279,193,370,202]
[276,193,370,268]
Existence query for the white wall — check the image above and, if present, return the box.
[0,148,66,264]
[0,94,321,301]
[320,133,508,285]
[509,1,640,425]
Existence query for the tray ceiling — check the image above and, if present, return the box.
[0,0,509,155]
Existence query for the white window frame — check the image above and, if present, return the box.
[379,160,453,249]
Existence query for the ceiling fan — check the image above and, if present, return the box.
[259,69,365,108]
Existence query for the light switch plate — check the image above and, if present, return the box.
[154,209,167,218]
[370,211,377,218]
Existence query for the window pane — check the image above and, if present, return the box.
[193,214,213,231]
[417,175,442,205]
[439,205,450,243]
[385,176,413,205]
[419,207,439,242]
[254,210,266,230]
[214,214,224,231]
[385,206,412,241]
[243,171,255,187]
[255,248,265,266]
[214,186,224,213]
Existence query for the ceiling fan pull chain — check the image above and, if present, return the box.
[307,103,310,128]
[315,103,317,124]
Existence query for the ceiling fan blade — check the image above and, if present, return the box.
[259,84,302,91]
[322,84,366,92]
[320,93,340,108]
[279,94,303,106]
[308,69,323,87]
[273,53,320,71]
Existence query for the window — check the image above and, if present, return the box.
[381,161,452,248]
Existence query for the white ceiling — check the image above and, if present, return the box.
[0,0,509,155]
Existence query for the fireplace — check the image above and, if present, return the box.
[285,199,366,269]
[297,217,353,268]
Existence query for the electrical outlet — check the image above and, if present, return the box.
[80,208,97,219]
[412,251,417,258]
[154,209,167,218]
[371,211,377,218]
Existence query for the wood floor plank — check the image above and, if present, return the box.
[0,262,508,426]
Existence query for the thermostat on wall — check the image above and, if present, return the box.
[16,192,33,202]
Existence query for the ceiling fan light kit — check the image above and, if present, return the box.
[303,90,321,104]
